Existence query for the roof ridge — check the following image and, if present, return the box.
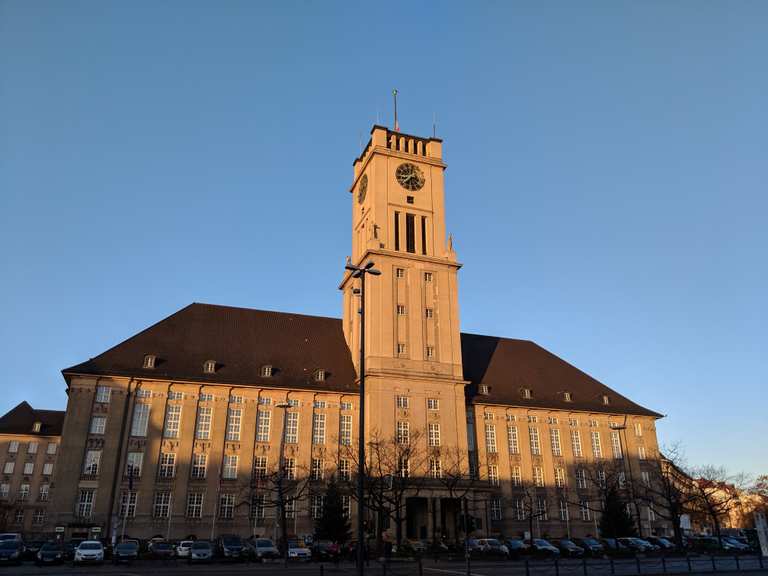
[189,302,342,323]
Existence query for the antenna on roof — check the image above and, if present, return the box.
[433,111,437,138]
[393,89,399,132]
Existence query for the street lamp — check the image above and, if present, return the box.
[612,424,643,536]
[275,401,291,567]
[345,259,380,576]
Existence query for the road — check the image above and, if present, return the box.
[4,556,767,576]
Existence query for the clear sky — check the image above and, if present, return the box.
[1,1,766,476]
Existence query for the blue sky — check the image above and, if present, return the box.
[1,1,765,476]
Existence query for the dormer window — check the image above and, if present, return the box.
[314,369,326,382]
[602,395,610,406]
[203,360,216,374]
[261,365,273,377]
[32,422,41,433]
[478,384,489,396]
[564,392,573,402]
[522,388,533,399]
[143,354,156,369]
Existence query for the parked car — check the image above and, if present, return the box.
[477,538,509,558]
[217,535,246,560]
[176,540,194,558]
[0,541,24,565]
[646,537,675,551]
[36,542,65,565]
[113,541,139,564]
[312,540,340,561]
[617,538,656,553]
[574,538,605,556]
[150,541,176,560]
[602,539,634,556]
[528,539,561,557]
[189,540,214,563]
[557,539,585,557]
[721,537,751,552]
[248,538,280,561]
[74,540,104,565]
[288,539,312,561]
[0,533,22,543]
[24,540,45,560]
[505,538,528,559]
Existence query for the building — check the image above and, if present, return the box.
[48,125,667,542]
[0,402,63,535]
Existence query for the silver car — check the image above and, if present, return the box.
[189,540,214,563]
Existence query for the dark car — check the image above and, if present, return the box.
[189,540,214,563]
[618,538,656,553]
[150,541,176,560]
[505,539,528,559]
[247,538,280,561]
[113,541,140,564]
[602,538,634,556]
[575,538,605,557]
[218,535,246,561]
[312,540,340,561]
[646,537,675,551]
[0,541,24,565]
[36,542,66,565]
[528,539,561,557]
[558,539,585,557]
[24,540,45,560]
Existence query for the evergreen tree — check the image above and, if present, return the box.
[315,477,351,544]
[599,486,636,537]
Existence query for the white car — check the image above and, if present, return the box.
[74,540,104,564]
[287,540,311,561]
[176,540,194,558]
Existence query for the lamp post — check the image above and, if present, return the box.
[613,424,642,536]
[275,401,291,568]
[345,259,381,576]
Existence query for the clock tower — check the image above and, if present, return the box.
[341,125,469,455]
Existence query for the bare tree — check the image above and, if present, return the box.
[689,465,747,545]
[435,446,478,545]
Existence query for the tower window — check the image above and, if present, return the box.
[396,304,407,316]
[203,360,216,374]
[143,354,156,369]
[406,196,414,204]
[395,268,405,278]
[261,365,273,378]
[424,272,433,282]
[421,216,427,255]
[425,346,435,359]
[405,213,415,253]
[394,211,400,251]
[425,307,434,318]
[397,343,407,356]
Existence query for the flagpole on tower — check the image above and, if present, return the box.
[393,89,399,131]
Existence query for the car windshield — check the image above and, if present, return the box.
[117,543,137,551]
[257,539,274,547]
[223,537,241,545]
[41,543,62,551]
[561,540,576,546]
[179,541,192,547]
[583,539,599,545]
[192,542,210,549]
[155,542,171,549]
[534,540,550,546]
[80,543,102,550]
[0,541,19,549]
[486,539,500,545]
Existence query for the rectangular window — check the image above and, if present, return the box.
[95,386,111,403]
[511,465,522,487]
[406,213,415,253]
[340,414,352,446]
[312,413,326,445]
[256,410,271,442]
[488,464,499,486]
[222,455,238,479]
[634,422,643,437]
[491,498,503,520]
[77,489,95,518]
[46,442,57,455]
[571,430,583,457]
[591,431,603,458]
[90,415,107,435]
[254,456,268,480]
[397,343,407,355]
[3,462,14,474]
[533,466,544,487]
[38,483,49,502]
[425,345,435,358]
[313,400,326,409]
[83,450,101,476]
[638,446,647,460]
[611,430,622,459]
[396,395,409,409]
[396,421,410,445]
[550,429,562,456]
[186,492,204,518]
[485,424,497,453]
[23,462,34,475]
[395,267,405,278]
[397,456,410,478]
[569,417,579,426]
[339,459,351,481]
[19,484,29,501]
[33,509,45,525]
[43,462,53,476]
[126,452,143,477]
[342,494,351,518]
[164,405,182,438]
[311,494,325,519]
[508,426,520,454]
[285,499,295,519]
[536,498,548,520]
[251,494,266,520]
[258,396,272,405]
[285,412,299,443]
[597,469,607,487]
[196,406,213,439]
[226,408,242,441]
[513,499,524,520]
[159,452,176,478]
[310,458,324,481]
[153,492,171,518]
[559,500,569,521]
[529,427,541,455]
[340,401,353,411]
[427,398,439,410]
[424,272,433,282]
[136,389,152,398]
[199,392,213,402]
[120,491,137,518]
[219,493,235,519]
[555,467,566,488]
[580,500,591,520]
[642,471,650,485]
[429,458,442,479]
[27,442,38,454]
[428,423,441,447]
[285,458,296,480]
[191,453,207,479]
[131,404,150,437]
[229,394,243,404]
[2,483,12,499]
[421,216,427,255]
[394,211,400,251]
[396,304,407,315]
[425,307,434,318]
[8,441,18,454]
[168,390,183,400]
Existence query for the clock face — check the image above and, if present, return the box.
[357,174,368,204]
[396,163,425,191]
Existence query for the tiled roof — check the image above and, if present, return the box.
[63,303,661,417]
[0,402,65,436]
